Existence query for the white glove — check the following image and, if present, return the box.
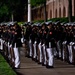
[9,44,12,47]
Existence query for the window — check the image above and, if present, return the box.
[63,7,66,17]
[46,11,48,19]
[59,8,61,17]
[50,10,52,18]
[55,9,57,18]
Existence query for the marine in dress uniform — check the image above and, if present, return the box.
[11,23,22,68]
[37,26,43,64]
[67,25,74,64]
[25,25,32,57]
[0,26,3,50]
[42,28,47,66]
[45,23,54,68]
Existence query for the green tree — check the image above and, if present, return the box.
[31,0,47,22]
[31,0,46,6]
[7,0,26,21]
[0,0,27,22]
[0,0,9,22]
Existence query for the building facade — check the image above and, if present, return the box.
[31,0,75,21]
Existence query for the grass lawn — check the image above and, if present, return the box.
[0,53,17,75]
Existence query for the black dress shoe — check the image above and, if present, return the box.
[27,56,31,58]
[46,65,54,69]
[42,63,46,66]
[13,65,20,69]
[38,62,42,64]
[32,58,35,60]
[34,59,38,62]
[13,67,20,69]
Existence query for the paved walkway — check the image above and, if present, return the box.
[15,47,75,75]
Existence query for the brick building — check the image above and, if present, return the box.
[31,0,75,21]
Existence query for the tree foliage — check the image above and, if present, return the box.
[0,4,8,16]
[31,0,47,22]
[31,0,46,6]
[0,0,27,22]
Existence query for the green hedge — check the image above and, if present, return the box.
[0,53,17,75]
[17,16,75,25]
[48,17,69,22]
[32,16,75,23]
[32,20,44,23]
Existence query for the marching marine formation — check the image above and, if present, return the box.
[0,21,75,69]
[0,22,22,69]
[24,21,75,68]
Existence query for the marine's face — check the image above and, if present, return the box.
[73,26,75,29]
[65,26,68,30]
[69,26,72,29]
[47,25,51,29]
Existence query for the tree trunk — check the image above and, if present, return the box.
[68,0,72,22]
[11,13,14,22]
[28,0,31,22]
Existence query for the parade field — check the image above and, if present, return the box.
[0,53,17,75]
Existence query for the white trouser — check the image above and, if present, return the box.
[62,44,65,60]
[21,37,24,43]
[62,41,67,60]
[14,43,20,68]
[57,41,61,58]
[46,48,54,66]
[53,47,57,57]
[8,42,11,59]
[42,44,46,65]
[67,42,74,63]
[29,39,32,57]
[33,41,37,58]
[68,45,72,63]
[8,44,14,62]
[0,39,3,50]
[38,42,42,63]
[73,45,75,50]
